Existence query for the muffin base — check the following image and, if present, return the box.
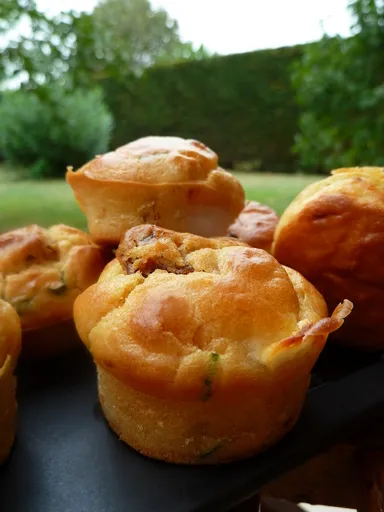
[22,319,81,360]
[97,365,309,465]
[69,178,244,246]
[0,356,18,465]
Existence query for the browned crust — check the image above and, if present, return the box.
[0,300,21,464]
[270,300,353,354]
[67,136,219,184]
[0,300,21,368]
[227,200,279,252]
[66,137,245,244]
[0,224,108,333]
[74,226,352,401]
[273,167,384,350]
[116,224,248,276]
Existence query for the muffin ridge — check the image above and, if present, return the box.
[75,225,352,401]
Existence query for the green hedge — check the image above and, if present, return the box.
[0,87,113,178]
[101,45,303,172]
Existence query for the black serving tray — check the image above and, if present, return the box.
[1,344,384,512]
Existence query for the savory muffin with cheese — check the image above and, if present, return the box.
[0,224,107,358]
[0,300,21,464]
[273,167,384,350]
[74,225,352,464]
[227,200,279,252]
[66,136,245,245]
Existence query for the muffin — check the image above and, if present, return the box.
[227,200,279,252]
[0,224,107,358]
[66,136,245,245]
[273,167,384,350]
[74,225,352,464]
[0,300,21,464]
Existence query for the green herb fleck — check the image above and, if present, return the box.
[201,352,220,401]
[210,352,219,363]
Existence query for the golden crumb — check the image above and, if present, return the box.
[74,225,352,464]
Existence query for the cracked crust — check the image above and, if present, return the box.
[273,167,384,349]
[69,136,220,184]
[116,224,248,277]
[75,225,351,400]
[74,226,351,464]
[0,225,107,354]
[66,136,245,245]
[227,200,279,252]
[0,300,21,464]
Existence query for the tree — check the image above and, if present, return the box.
[0,0,76,88]
[0,0,38,34]
[1,0,210,91]
[292,0,384,171]
[0,86,113,177]
[68,0,210,88]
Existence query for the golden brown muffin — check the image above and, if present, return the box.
[74,225,352,465]
[66,136,245,245]
[0,224,108,358]
[0,300,21,464]
[273,167,384,350]
[227,200,279,252]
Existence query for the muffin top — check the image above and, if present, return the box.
[67,136,226,184]
[74,225,352,400]
[0,300,21,371]
[0,224,107,330]
[227,200,279,252]
[272,167,382,348]
[278,167,383,213]
[273,166,384,286]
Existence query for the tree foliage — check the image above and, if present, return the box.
[292,0,384,171]
[0,87,113,177]
[0,0,39,34]
[1,0,210,90]
[0,0,73,87]
[68,0,210,88]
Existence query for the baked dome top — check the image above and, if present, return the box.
[227,200,279,251]
[68,136,224,184]
[272,166,383,348]
[74,225,351,400]
[0,224,106,330]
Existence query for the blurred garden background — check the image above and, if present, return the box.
[1,0,383,230]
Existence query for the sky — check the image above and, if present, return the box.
[35,0,353,55]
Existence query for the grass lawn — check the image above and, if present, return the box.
[0,166,321,232]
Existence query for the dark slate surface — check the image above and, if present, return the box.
[1,346,383,512]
